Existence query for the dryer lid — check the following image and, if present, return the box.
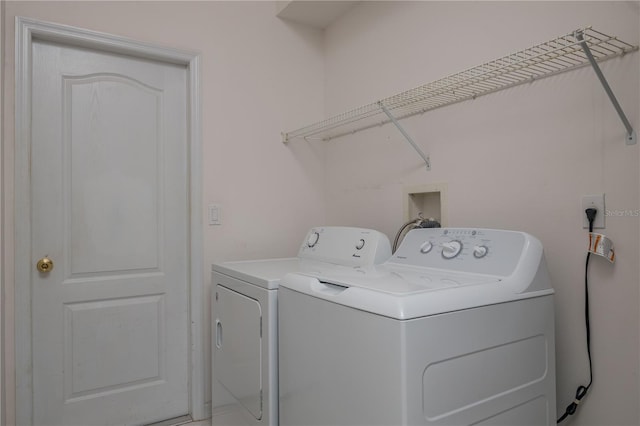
[212,258,363,290]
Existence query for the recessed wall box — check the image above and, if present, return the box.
[404,183,448,226]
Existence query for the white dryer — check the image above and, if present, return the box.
[278,228,556,426]
[211,227,391,426]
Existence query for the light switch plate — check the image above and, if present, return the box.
[208,204,221,226]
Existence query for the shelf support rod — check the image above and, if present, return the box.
[378,102,431,170]
[575,30,636,145]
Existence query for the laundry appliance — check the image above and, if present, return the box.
[211,227,392,426]
[278,227,556,426]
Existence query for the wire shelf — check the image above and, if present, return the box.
[283,27,638,143]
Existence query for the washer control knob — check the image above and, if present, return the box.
[473,245,489,258]
[355,239,365,250]
[419,241,433,254]
[441,240,463,259]
[307,231,320,248]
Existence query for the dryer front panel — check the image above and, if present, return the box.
[214,284,262,420]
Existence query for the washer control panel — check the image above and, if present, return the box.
[298,227,392,267]
[391,228,527,277]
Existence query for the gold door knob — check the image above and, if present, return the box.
[36,257,54,273]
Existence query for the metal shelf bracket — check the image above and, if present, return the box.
[575,30,637,145]
[379,102,431,170]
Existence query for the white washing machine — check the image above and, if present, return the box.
[278,227,556,426]
[211,227,391,426]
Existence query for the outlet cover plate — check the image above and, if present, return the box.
[582,194,605,229]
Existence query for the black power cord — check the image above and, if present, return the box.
[557,208,597,423]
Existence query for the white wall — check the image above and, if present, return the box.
[2,1,326,423]
[323,1,640,425]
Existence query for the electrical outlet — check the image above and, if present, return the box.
[582,194,605,229]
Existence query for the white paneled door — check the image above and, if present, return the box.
[30,39,189,425]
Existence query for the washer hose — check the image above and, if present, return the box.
[392,213,441,253]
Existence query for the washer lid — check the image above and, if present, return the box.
[281,264,552,319]
[310,265,499,295]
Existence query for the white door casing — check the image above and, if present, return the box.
[0,3,4,426]
[15,18,204,425]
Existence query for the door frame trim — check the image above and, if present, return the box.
[14,17,204,424]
